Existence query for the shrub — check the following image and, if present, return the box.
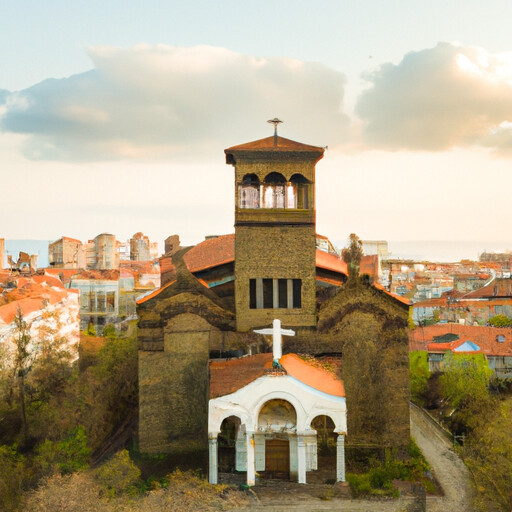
[409,351,430,405]
[489,314,512,327]
[0,445,25,512]
[35,426,90,475]
[93,449,141,497]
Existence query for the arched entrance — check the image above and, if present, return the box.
[311,415,337,483]
[218,416,241,473]
[257,399,297,480]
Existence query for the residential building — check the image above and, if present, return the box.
[410,324,512,378]
[0,273,80,367]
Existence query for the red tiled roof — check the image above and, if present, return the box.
[70,269,120,281]
[413,298,448,308]
[463,279,512,298]
[210,353,272,398]
[280,354,344,397]
[43,268,80,286]
[373,282,412,305]
[136,280,175,305]
[360,254,379,280]
[32,274,64,288]
[209,353,344,398]
[160,234,348,283]
[184,234,235,273]
[120,260,159,273]
[225,136,324,153]
[0,279,77,324]
[315,250,348,275]
[410,324,512,356]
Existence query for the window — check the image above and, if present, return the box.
[262,279,273,308]
[107,292,116,311]
[97,293,106,312]
[249,278,302,309]
[88,291,96,311]
[238,172,312,210]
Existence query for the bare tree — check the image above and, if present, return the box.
[13,307,32,442]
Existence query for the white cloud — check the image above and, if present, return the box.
[356,42,512,153]
[0,44,348,162]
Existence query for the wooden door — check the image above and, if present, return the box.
[265,439,290,479]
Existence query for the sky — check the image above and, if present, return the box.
[1,0,512,261]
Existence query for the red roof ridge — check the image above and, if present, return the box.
[136,280,176,304]
[225,135,324,153]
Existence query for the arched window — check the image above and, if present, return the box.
[219,416,242,473]
[290,174,311,209]
[262,173,286,209]
[239,174,260,209]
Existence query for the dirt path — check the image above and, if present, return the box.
[410,403,474,512]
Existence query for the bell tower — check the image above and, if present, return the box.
[225,121,324,331]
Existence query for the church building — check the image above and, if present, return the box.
[137,122,410,485]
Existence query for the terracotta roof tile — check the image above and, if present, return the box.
[225,136,324,153]
[71,269,120,281]
[159,234,348,290]
[373,282,412,305]
[209,353,344,398]
[210,353,272,398]
[463,279,512,298]
[184,234,235,273]
[410,324,512,356]
[280,354,344,397]
[316,250,348,275]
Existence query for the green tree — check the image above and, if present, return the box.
[409,351,430,406]
[341,233,363,278]
[489,314,512,327]
[464,397,512,512]
[29,310,74,404]
[440,352,493,432]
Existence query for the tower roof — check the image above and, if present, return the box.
[226,135,324,152]
[225,135,324,164]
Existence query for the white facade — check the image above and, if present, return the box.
[208,370,347,486]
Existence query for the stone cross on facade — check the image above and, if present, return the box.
[254,318,295,363]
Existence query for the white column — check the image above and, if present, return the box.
[246,431,256,486]
[297,434,306,484]
[336,434,346,482]
[208,435,218,484]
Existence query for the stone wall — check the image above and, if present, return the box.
[234,225,316,331]
[139,313,213,454]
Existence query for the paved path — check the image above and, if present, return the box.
[241,404,474,511]
[410,403,474,512]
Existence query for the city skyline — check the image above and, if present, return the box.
[2,1,512,257]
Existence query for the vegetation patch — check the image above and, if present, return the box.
[347,439,433,498]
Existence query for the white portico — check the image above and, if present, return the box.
[208,320,347,486]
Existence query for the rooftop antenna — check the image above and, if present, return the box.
[267,118,283,147]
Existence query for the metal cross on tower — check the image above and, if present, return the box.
[267,117,283,146]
